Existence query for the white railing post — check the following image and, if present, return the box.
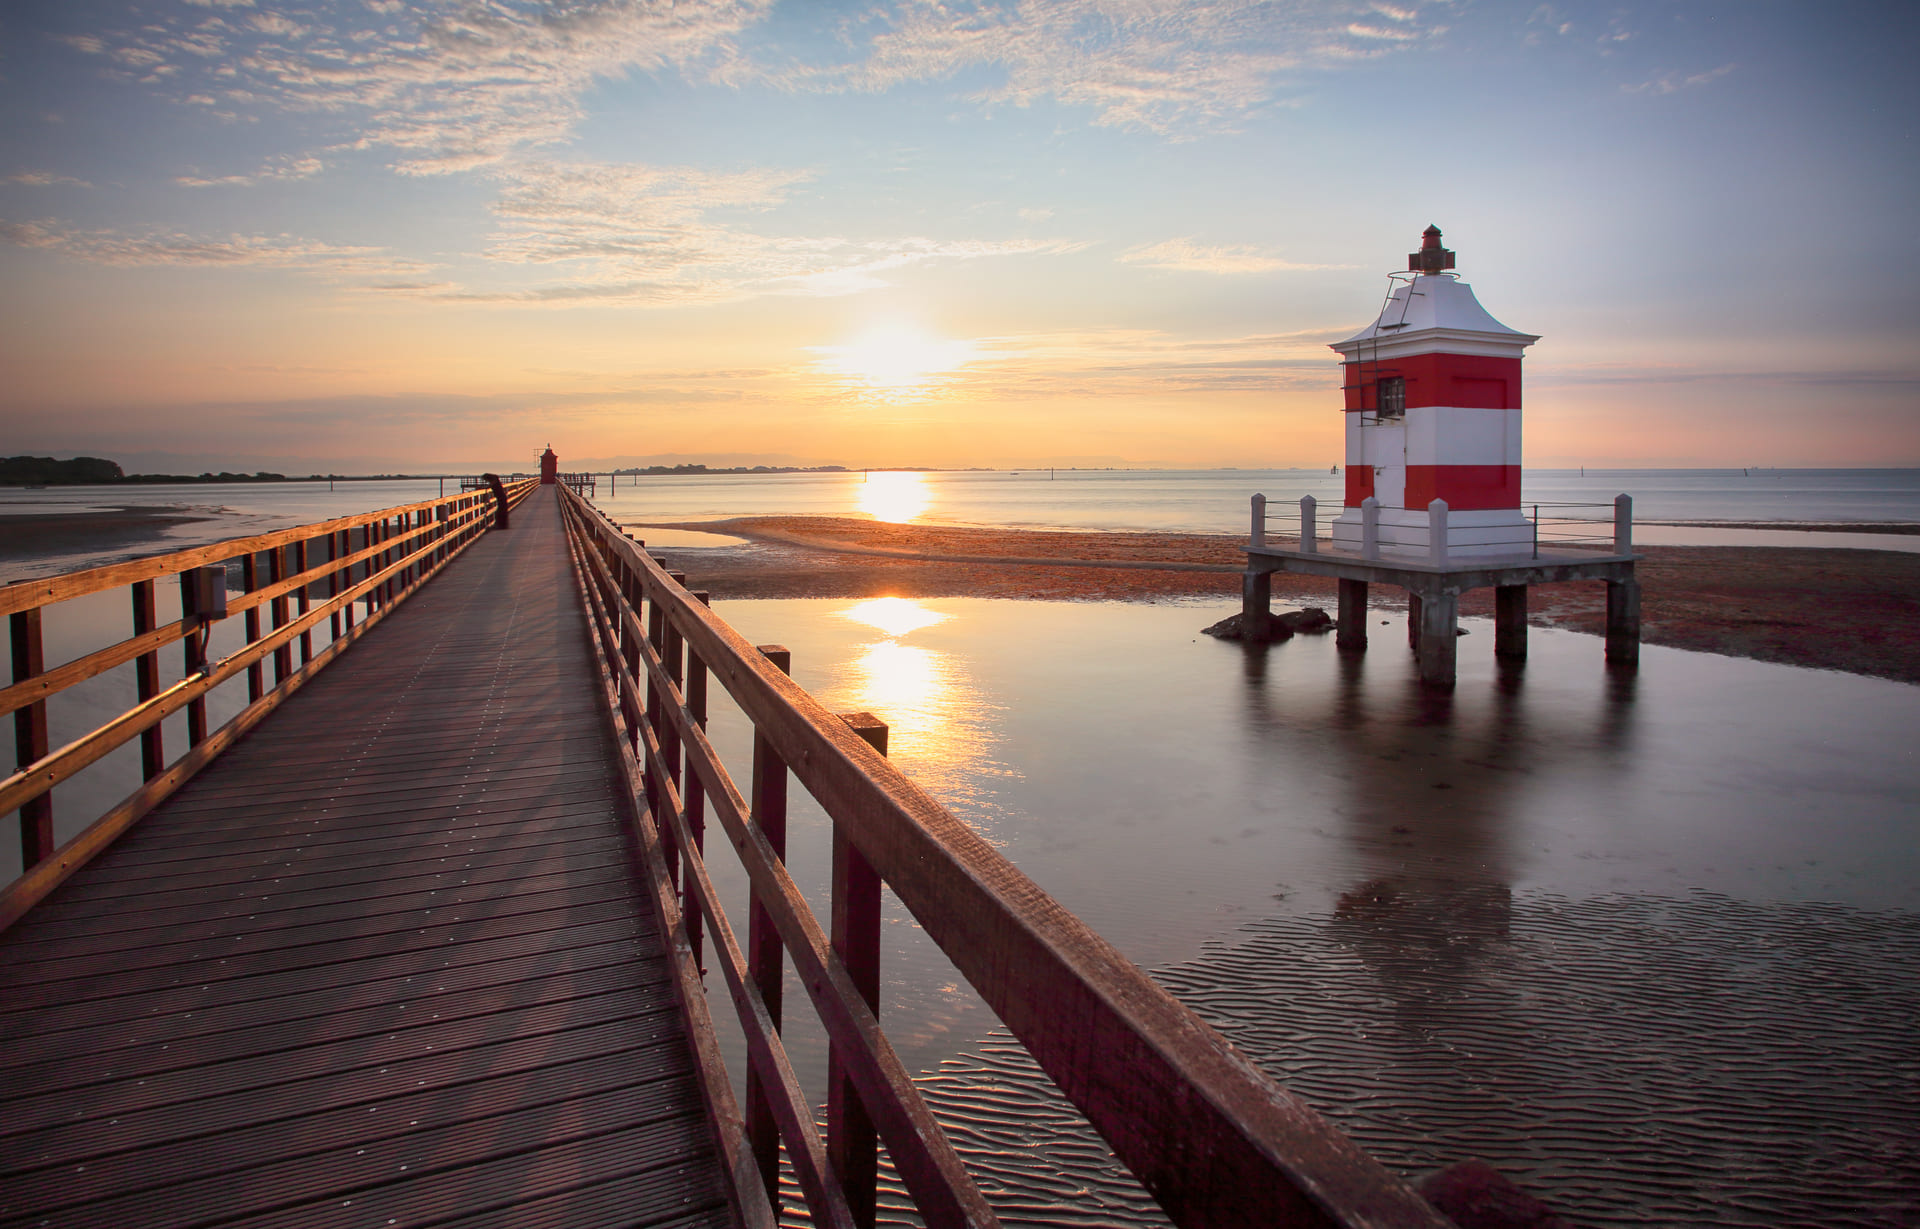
[1300,495,1317,553]
[1614,493,1633,554]
[1361,496,1380,560]
[1250,493,1266,547]
[1428,499,1448,566]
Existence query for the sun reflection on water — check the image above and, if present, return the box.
[825,597,1011,834]
[855,471,931,523]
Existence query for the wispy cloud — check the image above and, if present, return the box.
[0,218,423,276]
[741,0,1445,136]
[1622,63,1735,95]
[176,154,325,187]
[65,1,773,174]
[1121,237,1352,274]
[4,171,93,188]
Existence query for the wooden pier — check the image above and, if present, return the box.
[3,482,1531,1227]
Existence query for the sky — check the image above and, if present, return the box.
[1,0,1914,474]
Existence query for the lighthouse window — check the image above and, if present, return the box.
[1377,377,1406,420]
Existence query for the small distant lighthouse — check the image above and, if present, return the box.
[1329,226,1538,558]
[540,445,559,485]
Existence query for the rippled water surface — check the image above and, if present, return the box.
[685,595,1919,1226]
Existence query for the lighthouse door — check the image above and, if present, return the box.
[1372,376,1408,509]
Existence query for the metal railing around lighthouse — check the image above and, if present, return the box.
[1252,492,1634,562]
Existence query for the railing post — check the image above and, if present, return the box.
[1429,498,1448,567]
[242,552,263,702]
[1614,493,1633,554]
[179,570,209,746]
[664,570,687,799]
[269,546,291,687]
[294,539,312,667]
[131,580,163,780]
[683,590,712,970]
[1249,492,1266,547]
[831,712,889,1229]
[746,644,792,1203]
[1300,494,1317,554]
[1362,496,1381,560]
[9,604,52,866]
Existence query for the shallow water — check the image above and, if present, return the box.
[684,595,1919,1224]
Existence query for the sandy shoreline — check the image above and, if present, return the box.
[1,506,216,561]
[629,515,1920,686]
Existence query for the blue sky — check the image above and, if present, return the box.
[2,0,1913,472]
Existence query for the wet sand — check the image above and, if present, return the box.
[630,515,1920,686]
[1,506,215,563]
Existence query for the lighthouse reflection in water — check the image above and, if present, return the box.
[704,594,1919,1226]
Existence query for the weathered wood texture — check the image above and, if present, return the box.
[0,488,737,1229]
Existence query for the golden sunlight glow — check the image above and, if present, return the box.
[818,324,975,398]
[855,470,931,522]
[843,596,951,638]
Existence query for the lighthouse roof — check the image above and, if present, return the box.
[1331,272,1539,361]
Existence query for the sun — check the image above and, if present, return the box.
[818,323,974,398]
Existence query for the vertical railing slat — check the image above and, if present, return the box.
[9,607,52,866]
[131,580,164,781]
[831,712,888,1229]
[745,644,793,1202]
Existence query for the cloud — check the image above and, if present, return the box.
[0,218,423,276]
[390,157,1090,304]
[1622,63,1735,95]
[176,155,326,187]
[66,0,773,174]
[748,0,1445,136]
[1121,237,1351,274]
[4,171,93,188]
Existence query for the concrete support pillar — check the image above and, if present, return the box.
[1407,593,1423,647]
[1417,590,1460,689]
[1336,578,1369,652]
[1241,569,1273,643]
[1606,576,1641,666]
[1495,584,1528,660]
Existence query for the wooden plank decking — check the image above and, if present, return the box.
[0,487,735,1229]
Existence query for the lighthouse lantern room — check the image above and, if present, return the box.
[1329,226,1539,559]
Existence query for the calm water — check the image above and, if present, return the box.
[5,472,1919,1222]
[685,596,1920,1226]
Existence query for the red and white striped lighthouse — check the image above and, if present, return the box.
[1329,226,1538,559]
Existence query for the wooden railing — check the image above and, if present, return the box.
[0,479,538,931]
[558,485,1453,1229]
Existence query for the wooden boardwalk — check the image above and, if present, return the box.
[0,488,735,1228]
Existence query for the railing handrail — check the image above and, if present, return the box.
[0,479,539,932]
[559,485,1450,1229]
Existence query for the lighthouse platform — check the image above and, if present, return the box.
[1241,494,1641,688]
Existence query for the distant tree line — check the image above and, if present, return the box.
[612,463,852,475]
[1,456,294,485]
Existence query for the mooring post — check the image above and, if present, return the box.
[1241,569,1273,642]
[1250,492,1266,547]
[1495,584,1529,660]
[745,645,793,1202]
[1362,496,1381,560]
[831,712,888,1229]
[1337,578,1369,651]
[1429,499,1449,567]
[1300,494,1317,553]
[1418,588,1460,689]
[1614,493,1634,555]
[1606,577,1641,666]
